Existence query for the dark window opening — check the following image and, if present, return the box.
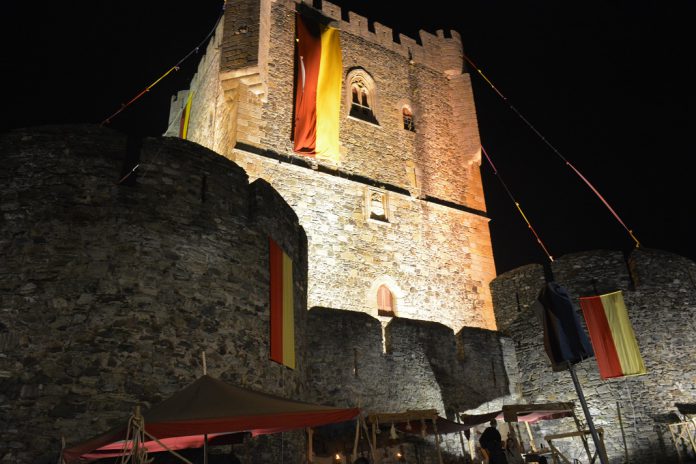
[349,84,378,124]
[403,107,415,132]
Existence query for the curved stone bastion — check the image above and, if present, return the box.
[0,124,309,461]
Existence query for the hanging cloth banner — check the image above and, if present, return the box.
[579,291,646,379]
[269,238,295,369]
[534,282,594,371]
[179,90,194,140]
[293,13,342,162]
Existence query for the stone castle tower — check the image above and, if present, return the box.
[166,0,496,331]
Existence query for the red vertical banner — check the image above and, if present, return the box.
[293,14,321,155]
[269,238,295,369]
[579,291,646,379]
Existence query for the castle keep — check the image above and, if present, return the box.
[165,0,496,332]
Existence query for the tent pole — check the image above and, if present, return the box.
[617,401,629,463]
[514,422,525,453]
[568,364,609,464]
[524,421,537,452]
[432,418,443,464]
[143,430,194,464]
[454,414,467,457]
[204,433,208,464]
[372,421,381,464]
[571,403,593,461]
[307,427,314,463]
[352,419,360,462]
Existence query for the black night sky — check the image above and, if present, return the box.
[3,1,693,274]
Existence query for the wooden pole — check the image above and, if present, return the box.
[352,419,360,462]
[525,421,537,453]
[142,430,195,464]
[204,434,208,464]
[514,422,525,453]
[307,427,314,463]
[568,364,609,464]
[455,414,467,457]
[433,418,444,464]
[372,421,379,463]
[571,405,593,461]
[617,401,629,463]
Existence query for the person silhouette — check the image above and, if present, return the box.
[479,419,507,464]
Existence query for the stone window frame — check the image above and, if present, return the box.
[365,187,390,225]
[346,68,379,126]
[376,284,396,317]
[366,277,403,319]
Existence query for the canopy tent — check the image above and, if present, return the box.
[460,403,589,464]
[368,410,471,436]
[62,375,360,463]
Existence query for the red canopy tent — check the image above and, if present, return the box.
[61,375,360,463]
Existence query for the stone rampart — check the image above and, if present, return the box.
[0,125,308,462]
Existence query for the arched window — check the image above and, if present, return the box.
[402,106,415,132]
[346,68,378,125]
[377,285,395,317]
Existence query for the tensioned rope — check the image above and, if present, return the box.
[481,145,554,262]
[463,53,641,249]
[101,2,226,127]
[109,2,227,186]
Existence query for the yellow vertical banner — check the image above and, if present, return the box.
[315,25,342,161]
[180,91,194,140]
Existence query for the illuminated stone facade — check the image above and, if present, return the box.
[167,0,496,332]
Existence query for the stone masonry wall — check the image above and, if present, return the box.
[178,0,497,331]
[0,125,309,463]
[491,249,696,464]
[253,0,484,208]
[306,308,510,417]
[234,151,495,331]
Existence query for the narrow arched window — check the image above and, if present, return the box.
[377,285,395,317]
[346,68,378,125]
[402,106,415,132]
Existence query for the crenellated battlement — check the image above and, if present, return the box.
[297,0,464,74]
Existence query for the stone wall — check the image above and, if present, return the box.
[176,0,497,331]
[233,151,494,332]
[306,309,511,417]
[0,125,309,463]
[491,249,696,463]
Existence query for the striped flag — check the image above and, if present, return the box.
[579,291,646,379]
[293,13,342,162]
[269,238,295,369]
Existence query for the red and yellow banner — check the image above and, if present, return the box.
[579,291,646,379]
[293,14,342,162]
[269,238,295,369]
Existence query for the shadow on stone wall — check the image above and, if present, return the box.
[306,307,511,419]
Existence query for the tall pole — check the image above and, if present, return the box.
[617,401,629,463]
[568,364,609,464]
